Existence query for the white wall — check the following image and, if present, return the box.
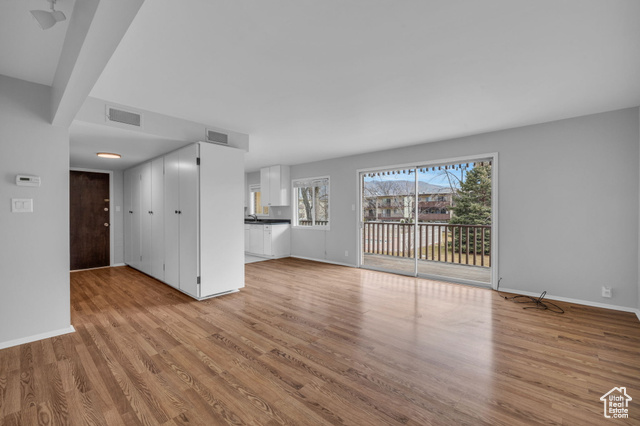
[0,75,72,346]
[289,108,640,309]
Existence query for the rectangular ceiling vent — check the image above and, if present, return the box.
[205,129,229,145]
[106,106,142,127]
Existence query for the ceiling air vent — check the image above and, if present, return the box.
[205,129,229,145]
[106,106,142,127]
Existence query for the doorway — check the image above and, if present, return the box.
[359,155,497,287]
[70,171,111,270]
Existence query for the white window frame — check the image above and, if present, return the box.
[248,184,269,217]
[292,176,330,230]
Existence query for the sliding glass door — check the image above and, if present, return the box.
[361,168,417,275]
[360,158,494,286]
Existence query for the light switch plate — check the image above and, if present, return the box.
[12,198,33,213]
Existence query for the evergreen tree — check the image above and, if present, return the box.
[449,164,492,254]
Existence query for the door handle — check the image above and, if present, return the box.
[104,223,109,227]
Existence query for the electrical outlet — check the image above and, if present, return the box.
[345,250,349,257]
[602,286,612,298]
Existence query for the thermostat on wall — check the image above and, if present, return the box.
[16,175,41,187]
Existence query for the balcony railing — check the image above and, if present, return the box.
[298,220,329,226]
[363,222,491,267]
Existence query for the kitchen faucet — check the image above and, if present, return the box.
[248,214,258,221]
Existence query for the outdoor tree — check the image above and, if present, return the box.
[449,164,492,253]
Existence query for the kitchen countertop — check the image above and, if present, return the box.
[244,219,291,225]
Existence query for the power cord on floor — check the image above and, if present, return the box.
[496,278,564,314]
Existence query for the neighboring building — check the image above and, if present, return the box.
[363,185,455,223]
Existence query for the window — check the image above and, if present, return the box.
[248,184,269,216]
[293,176,329,228]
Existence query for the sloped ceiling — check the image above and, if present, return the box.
[0,0,75,86]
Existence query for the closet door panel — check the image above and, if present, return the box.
[140,162,153,274]
[178,144,199,297]
[150,157,165,280]
[164,150,181,289]
[130,165,142,270]
[123,169,134,265]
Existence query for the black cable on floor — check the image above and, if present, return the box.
[496,278,564,314]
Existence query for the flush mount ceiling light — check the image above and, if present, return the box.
[30,0,66,30]
[97,152,121,159]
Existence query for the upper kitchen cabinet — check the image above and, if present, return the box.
[260,165,290,207]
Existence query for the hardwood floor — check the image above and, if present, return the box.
[1,258,639,425]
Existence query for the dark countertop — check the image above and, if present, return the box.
[244,219,291,225]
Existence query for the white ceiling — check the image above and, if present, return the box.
[3,1,640,172]
[0,0,75,86]
[88,0,640,171]
[69,121,187,171]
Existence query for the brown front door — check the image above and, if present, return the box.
[70,171,110,270]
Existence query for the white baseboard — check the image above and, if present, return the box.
[499,287,639,317]
[290,255,355,268]
[111,263,126,267]
[0,325,76,350]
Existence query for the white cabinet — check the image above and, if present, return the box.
[124,160,164,281]
[269,224,291,258]
[249,225,264,255]
[245,223,290,258]
[260,165,290,207]
[164,143,199,296]
[124,167,135,267]
[149,158,165,280]
[263,226,272,257]
[125,142,245,300]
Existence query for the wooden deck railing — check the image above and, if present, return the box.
[363,222,491,267]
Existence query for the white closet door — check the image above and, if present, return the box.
[178,144,199,297]
[130,165,142,270]
[123,168,134,265]
[150,157,165,280]
[140,162,153,275]
[164,150,181,289]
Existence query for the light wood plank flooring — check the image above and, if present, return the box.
[1,258,639,425]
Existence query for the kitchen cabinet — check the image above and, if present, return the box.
[245,223,290,258]
[248,224,264,255]
[260,165,290,207]
[124,142,245,300]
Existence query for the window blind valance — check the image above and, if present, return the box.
[293,177,329,188]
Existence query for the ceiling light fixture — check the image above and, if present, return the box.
[97,152,121,159]
[30,0,66,30]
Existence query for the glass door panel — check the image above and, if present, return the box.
[415,160,492,284]
[361,168,416,275]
